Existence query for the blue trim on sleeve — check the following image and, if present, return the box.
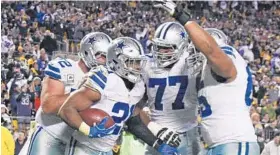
[95,71,107,83]
[45,71,62,79]
[47,64,60,73]
[90,75,105,89]
[221,46,236,58]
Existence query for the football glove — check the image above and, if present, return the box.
[154,0,191,25]
[148,122,181,148]
[157,128,181,148]
[88,117,116,138]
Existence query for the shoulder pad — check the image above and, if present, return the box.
[44,58,74,80]
[84,66,109,93]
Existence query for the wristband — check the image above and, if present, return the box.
[79,122,90,136]
[147,121,162,136]
[173,9,191,26]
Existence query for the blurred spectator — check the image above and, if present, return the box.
[1,104,12,129]
[263,120,279,143]
[1,34,15,58]
[36,48,48,73]
[1,126,15,155]
[7,72,26,116]
[40,30,57,59]
[16,84,34,131]
[262,101,277,121]
[31,77,41,112]
[261,132,280,155]
[15,131,27,155]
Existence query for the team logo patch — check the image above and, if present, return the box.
[67,74,74,83]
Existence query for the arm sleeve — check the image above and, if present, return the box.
[126,114,159,147]
[44,61,62,81]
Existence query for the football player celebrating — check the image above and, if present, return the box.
[154,1,260,154]
[139,21,203,155]
[58,37,179,155]
[26,32,112,155]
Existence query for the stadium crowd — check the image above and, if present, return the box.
[1,1,280,154]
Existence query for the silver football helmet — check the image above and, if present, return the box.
[152,22,189,68]
[186,42,206,75]
[78,32,112,69]
[107,37,147,83]
[205,28,228,46]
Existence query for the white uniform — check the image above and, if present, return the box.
[198,45,257,148]
[69,66,145,154]
[143,52,202,155]
[36,57,85,142]
[26,57,85,155]
[143,52,198,132]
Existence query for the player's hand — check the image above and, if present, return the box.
[157,128,181,147]
[153,0,177,15]
[89,117,116,138]
[153,0,191,25]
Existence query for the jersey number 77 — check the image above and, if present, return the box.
[148,75,188,110]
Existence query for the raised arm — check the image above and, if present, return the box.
[154,1,237,81]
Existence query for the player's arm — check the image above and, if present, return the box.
[40,77,70,114]
[126,106,179,154]
[154,1,237,81]
[58,86,100,134]
[184,22,236,81]
[59,67,116,138]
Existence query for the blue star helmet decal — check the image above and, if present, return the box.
[179,31,186,39]
[88,37,97,44]
[117,41,126,50]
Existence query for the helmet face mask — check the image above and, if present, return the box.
[94,51,107,65]
[186,42,206,75]
[152,22,188,68]
[121,55,146,74]
[107,37,147,83]
[152,42,183,67]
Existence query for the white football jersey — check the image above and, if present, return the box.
[198,45,257,147]
[72,66,145,152]
[142,52,199,133]
[36,57,85,143]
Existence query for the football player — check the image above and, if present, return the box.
[154,1,260,154]
[139,21,203,155]
[58,37,179,155]
[26,32,112,155]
